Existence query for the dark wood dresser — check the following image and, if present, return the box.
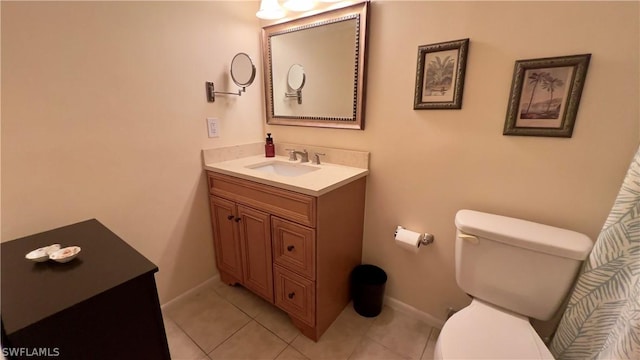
[1,219,170,360]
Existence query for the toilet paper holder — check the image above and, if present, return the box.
[395,226,435,246]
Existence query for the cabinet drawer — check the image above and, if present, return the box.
[208,172,316,227]
[272,217,315,280]
[274,265,315,327]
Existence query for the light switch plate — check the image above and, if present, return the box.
[207,118,219,138]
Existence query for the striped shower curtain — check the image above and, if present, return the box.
[550,146,640,359]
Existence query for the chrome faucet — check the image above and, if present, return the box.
[286,149,309,163]
[312,153,326,165]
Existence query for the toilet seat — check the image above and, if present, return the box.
[434,299,554,359]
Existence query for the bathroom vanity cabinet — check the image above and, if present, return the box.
[206,171,366,341]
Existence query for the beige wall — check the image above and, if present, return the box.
[266,0,640,323]
[3,0,639,329]
[1,1,264,303]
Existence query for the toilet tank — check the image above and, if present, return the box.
[454,210,593,321]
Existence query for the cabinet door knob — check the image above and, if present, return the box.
[287,245,295,252]
[235,217,241,222]
[287,292,295,299]
[227,215,235,220]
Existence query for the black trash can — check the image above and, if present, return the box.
[351,264,387,317]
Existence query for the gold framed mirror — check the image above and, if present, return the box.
[261,2,369,130]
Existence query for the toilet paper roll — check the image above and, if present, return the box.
[395,227,422,253]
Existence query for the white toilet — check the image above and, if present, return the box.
[434,209,593,359]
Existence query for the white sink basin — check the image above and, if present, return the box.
[246,160,320,177]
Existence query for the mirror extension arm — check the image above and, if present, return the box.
[206,52,256,103]
[206,82,245,102]
[285,89,302,104]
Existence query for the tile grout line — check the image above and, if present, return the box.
[357,306,435,360]
[362,333,415,360]
[252,314,300,346]
[272,347,287,360]
[204,289,261,357]
[166,286,254,358]
[271,341,301,360]
[345,335,367,360]
[165,282,298,359]
[206,318,254,358]
[208,286,300,357]
[170,282,437,360]
[211,282,303,346]
[344,310,379,360]
[163,313,211,359]
[417,327,434,360]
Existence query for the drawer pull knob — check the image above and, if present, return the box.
[287,245,295,252]
[235,217,241,222]
[287,292,295,299]
[227,215,234,220]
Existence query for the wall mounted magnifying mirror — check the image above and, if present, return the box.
[285,64,306,104]
[206,52,256,102]
[262,2,369,129]
[231,53,257,88]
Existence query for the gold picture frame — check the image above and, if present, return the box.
[414,38,469,110]
[503,54,591,137]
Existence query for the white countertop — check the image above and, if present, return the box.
[203,155,369,196]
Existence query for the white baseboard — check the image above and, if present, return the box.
[384,296,446,329]
[161,275,219,311]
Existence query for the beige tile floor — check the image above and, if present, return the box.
[162,279,440,360]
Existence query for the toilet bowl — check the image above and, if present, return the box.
[434,210,593,359]
[434,299,553,359]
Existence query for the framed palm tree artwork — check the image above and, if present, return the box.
[504,54,591,137]
[414,38,469,110]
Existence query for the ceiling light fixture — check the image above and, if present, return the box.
[256,0,286,20]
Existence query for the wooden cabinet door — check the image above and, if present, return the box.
[210,196,243,282]
[272,217,315,280]
[237,205,274,302]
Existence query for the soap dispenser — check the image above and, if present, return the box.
[265,133,275,157]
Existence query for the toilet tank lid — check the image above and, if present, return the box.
[455,210,593,260]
